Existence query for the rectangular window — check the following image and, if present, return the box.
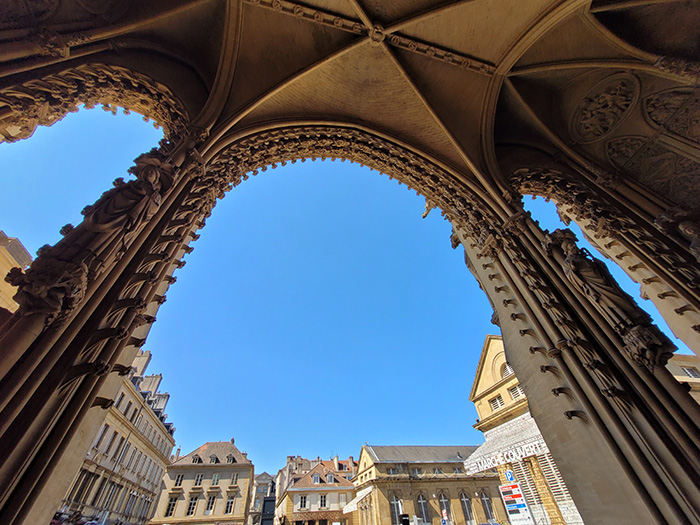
[387,467,399,475]
[320,494,327,507]
[165,496,177,517]
[340,493,347,505]
[453,467,464,474]
[123,401,132,416]
[174,474,184,487]
[299,495,307,509]
[186,496,198,516]
[115,393,125,409]
[112,436,125,459]
[119,443,131,465]
[205,495,216,515]
[194,473,203,486]
[231,473,238,484]
[509,384,524,400]
[411,468,422,476]
[212,473,220,486]
[433,468,443,475]
[682,366,700,378]
[94,424,109,449]
[225,496,235,514]
[489,394,505,411]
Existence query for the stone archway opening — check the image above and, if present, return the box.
[0,107,499,490]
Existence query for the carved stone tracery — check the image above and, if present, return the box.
[0,64,189,144]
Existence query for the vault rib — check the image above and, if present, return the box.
[378,43,490,189]
[345,0,374,29]
[509,59,655,76]
[204,36,369,151]
[590,0,684,13]
[386,0,478,34]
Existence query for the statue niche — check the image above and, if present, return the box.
[544,228,674,372]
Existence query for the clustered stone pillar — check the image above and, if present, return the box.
[0,130,229,525]
[452,199,700,524]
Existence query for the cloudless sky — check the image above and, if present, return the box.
[0,108,692,476]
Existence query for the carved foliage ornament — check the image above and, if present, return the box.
[570,74,639,144]
[207,126,501,240]
[607,137,700,209]
[0,63,189,144]
[644,88,700,144]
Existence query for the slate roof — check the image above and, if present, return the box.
[173,441,251,466]
[289,462,355,489]
[365,445,478,464]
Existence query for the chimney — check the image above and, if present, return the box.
[231,437,235,444]
[348,456,354,473]
[333,455,339,471]
[175,446,181,460]
[242,452,248,460]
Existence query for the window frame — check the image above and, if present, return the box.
[186,495,198,516]
[165,496,177,517]
[194,473,203,486]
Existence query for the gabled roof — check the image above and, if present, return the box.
[289,462,354,489]
[173,441,251,466]
[469,334,505,401]
[364,445,477,464]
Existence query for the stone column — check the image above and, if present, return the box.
[0,131,217,525]
[453,200,700,524]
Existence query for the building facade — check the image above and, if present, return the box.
[249,472,274,525]
[56,350,176,525]
[276,460,356,525]
[150,440,253,525]
[0,229,31,315]
[349,445,505,525]
[466,335,584,525]
[666,353,700,404]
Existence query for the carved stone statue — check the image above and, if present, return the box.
[77,149,174,272]
[544,229,673,371]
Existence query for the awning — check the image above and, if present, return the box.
[343,486,373,514]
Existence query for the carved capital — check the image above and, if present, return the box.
[5,256,88,326]
[621,325,675,372]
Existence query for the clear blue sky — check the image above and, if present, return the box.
[0,108,691,476]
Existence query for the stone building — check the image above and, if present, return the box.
[349,445,505,525]
[0,230,31,315]
[249,472,274,525]
[150,440,253,525]
[5,2,700,524]
[666,353,700,404]
[465,335,584,524]
[56,349,176,525]
[276,461,356,525]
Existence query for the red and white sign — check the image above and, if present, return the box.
[499,483,535,525]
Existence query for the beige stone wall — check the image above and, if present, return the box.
[150,463,253,525]
[666,354,700,404]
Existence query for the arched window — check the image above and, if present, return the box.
[438,493,452,521]
[460,492,475,525]
[416,494,430,523]
[501,362,514,379]
[390,494,403,525]
[480,490,495,521]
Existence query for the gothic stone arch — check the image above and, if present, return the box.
[2,1,700,524]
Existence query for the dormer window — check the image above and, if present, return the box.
[312,474,320,484]
[192,455,203,464]
[227,455,236,464]
[326,473,334,483]
[210,455,219,464]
